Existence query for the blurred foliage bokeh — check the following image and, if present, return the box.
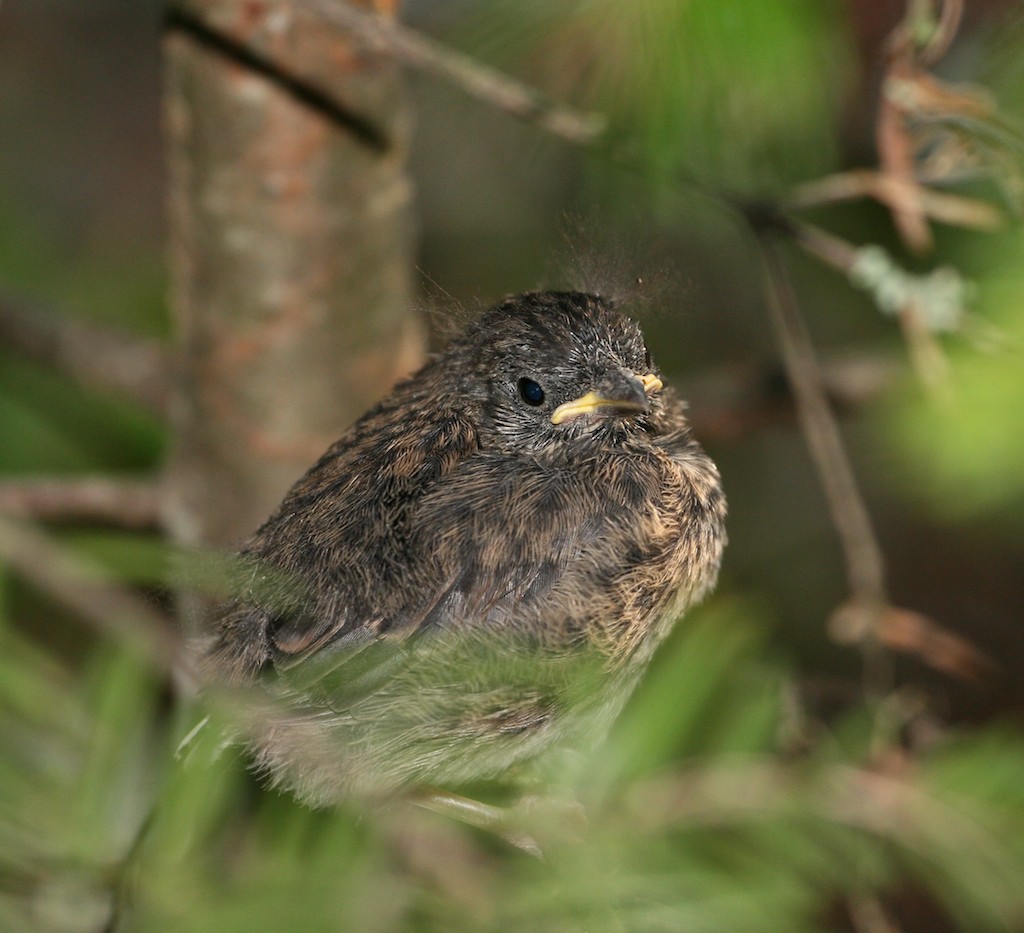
[2,0,1024,930]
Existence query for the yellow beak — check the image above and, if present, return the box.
[550,373,663,425]
[641,373,663,394]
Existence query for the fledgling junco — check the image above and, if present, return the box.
[207,291,726,805]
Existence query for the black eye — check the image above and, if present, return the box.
[644,346,653,370]
[518,377,545,406]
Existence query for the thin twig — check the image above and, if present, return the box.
[918,0,965,67]
[0,290,170,414]
[831,604,994,683]
[788,220,861,275]
[896,301,955,402]
[788,220,960,400]
[788,170,1002,230]
[755,234,891,697]
[757,237,887,602]
[0,514,191,680]
[304,0,607,145]
[0,476,163,529]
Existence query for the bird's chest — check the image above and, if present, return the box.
[562,452,720,662]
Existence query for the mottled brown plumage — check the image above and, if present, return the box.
[208,291,726,804]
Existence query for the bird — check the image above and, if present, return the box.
[206,290,726,807]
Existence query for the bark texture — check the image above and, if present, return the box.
[163,0,423,550]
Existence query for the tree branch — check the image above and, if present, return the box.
[0,290,170,415]
[755,234,891,694]
[307,0,607,145]
[0,476,162,529]
[788,169,1002,231]
[0,514,190,680]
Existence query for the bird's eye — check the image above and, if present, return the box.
[518,377,545,406]
[644,346,653,370]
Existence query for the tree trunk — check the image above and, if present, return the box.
[162,0,423,553]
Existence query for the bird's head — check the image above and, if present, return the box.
[449,291,667,454]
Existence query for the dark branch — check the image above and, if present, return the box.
[164,5,390,151]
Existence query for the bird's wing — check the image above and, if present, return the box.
[209,405,483,677]
[274,454,624,709]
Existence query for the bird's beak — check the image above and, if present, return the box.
[551,372,663,425]
[640,373,663,394]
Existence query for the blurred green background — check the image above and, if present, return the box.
[2,1,1024,930]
